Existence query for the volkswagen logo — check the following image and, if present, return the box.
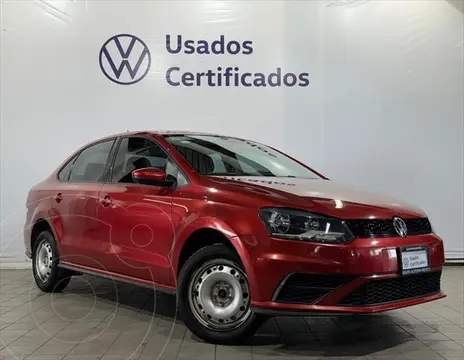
[99,34,151,85]
[393,217,408,238]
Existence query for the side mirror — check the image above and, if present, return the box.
[132,167,167,186]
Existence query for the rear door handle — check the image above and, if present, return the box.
[99,196,112,207]
[54,193,63,203]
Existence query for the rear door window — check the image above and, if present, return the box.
[58,155,77,181]
[69,140,115,183]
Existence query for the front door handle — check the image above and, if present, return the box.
[54,193,63,203]
[99,196,112,207]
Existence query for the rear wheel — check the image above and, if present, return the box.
[32,230,71,292]
[178,244,266,344]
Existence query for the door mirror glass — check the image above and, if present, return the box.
[132,167,168,186]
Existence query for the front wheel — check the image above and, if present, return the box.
[178,244,266,344]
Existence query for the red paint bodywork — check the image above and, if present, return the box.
[24,131,446,314]
[132,167,167,183]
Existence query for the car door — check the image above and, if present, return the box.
[56,138,116,269]
[96,136,188,285]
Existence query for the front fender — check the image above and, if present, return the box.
[171,216,256,288]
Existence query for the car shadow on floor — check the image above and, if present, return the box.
[64,275,413,358]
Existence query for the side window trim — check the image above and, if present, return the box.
[109,135,190,187]
[105,136,122,183]
[102,137,121,183]
[65,156,78,181]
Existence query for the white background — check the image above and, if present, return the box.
[1,0,463,263]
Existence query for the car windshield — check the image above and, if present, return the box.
[165,135,321,178]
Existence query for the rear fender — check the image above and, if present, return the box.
[24,198,60,256]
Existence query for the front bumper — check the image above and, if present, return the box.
[238,233,446,314]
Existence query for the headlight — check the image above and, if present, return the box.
[259,208,354,243]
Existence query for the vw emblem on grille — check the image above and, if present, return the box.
[393,217,408,238]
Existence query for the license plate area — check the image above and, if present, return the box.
[400,246,430,275]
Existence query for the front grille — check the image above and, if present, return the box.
[274,273,355,304]
[338,271,441,306]
[345,218,432,238]
[404,218,432,235]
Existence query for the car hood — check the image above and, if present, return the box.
[209,176,425,219]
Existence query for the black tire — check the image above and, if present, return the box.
[32,230,71,293]
[178,243,266,344]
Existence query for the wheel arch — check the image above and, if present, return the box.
[30,218,54,252]
[172,218,255,287]
[176,228,238,275]
[25,198,61,257]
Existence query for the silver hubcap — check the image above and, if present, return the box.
[188,260,251,331]
[35,242,53,282]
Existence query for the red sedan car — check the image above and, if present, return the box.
[25,131,445,343]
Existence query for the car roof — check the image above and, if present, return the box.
[96,130,240,141]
